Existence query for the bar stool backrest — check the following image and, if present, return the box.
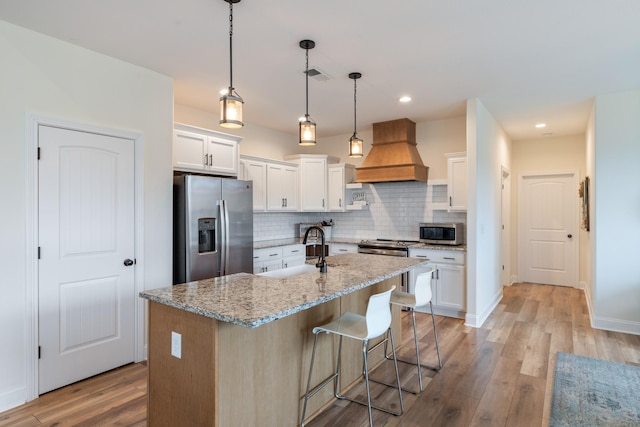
[414,270,435,307]
[365,286,395,339]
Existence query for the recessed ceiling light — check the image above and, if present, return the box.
[399,96,411,103]
[535,123,547,128]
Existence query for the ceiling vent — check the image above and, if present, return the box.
[303,67,332,82]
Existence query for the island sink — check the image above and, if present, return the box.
[256,263,318,278]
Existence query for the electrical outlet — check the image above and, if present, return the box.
[171,331,182,359]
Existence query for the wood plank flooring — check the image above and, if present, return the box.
[2,283,639,426]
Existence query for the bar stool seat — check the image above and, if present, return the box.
[388,269,442,394]
[300,286,404,427]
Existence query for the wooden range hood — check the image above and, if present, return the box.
[355,118,428,183]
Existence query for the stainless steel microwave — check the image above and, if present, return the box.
[419,223,464,246]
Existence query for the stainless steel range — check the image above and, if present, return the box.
[357,239,419,294]
[357,239,418,257]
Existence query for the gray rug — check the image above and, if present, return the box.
[550,352,640,426]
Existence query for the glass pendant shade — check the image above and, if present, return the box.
[299,115,316,146]
[349,133,363,157]
[220,90,244,129]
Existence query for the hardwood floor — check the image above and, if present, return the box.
[2,283,639,426]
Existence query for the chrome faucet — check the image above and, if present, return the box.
[303,226,327,273]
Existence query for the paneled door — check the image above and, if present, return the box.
[518,172,577,287]
[38,125,136,394]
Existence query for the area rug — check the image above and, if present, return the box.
[550,352,640,426]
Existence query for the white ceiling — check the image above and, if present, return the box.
[2,0,640,141]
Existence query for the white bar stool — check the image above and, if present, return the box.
[387,269,442,394]
[300,286,404,427]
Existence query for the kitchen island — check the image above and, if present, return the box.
[140,253,428,427]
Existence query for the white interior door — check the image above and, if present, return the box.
[38,125,136,394]
[518,172,577,287]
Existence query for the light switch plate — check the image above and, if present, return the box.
[171,331,182,359]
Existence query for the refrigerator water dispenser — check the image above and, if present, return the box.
[198,218,216,253]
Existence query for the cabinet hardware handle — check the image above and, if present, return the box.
[253,256,259,259]
[204,154,209,166]
[269,253,278,257]
[449,196,452,207]
[291,250,300,253]
[285,198,288,207]
[567,234,573,238]
[339,249,347,252]
[209,154,213,165]
[322,199,325,208]
[416,255,428,258]
[444,257,455,260]
[339,198,342,207]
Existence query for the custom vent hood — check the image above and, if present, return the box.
[355,118,428,183]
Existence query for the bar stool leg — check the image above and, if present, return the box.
[362,340,374,427]
[410,309,424,392]
[300,333,320,427]
[429,302,442,370]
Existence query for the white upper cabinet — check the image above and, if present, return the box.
[239,156,267,211]
[327,163,355,212]
[266,161,298,212]
[446,152,467,211]
[284,154,338,212]
[173,123,241,177]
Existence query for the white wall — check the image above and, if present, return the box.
[0,20,174,411]
[591,90,640,333]
[465,99,511,327]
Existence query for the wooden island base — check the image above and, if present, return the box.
[147,277,401,427]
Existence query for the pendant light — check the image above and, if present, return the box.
[348,72,363,157]
[219,0,243,129]
[299,40,316,146]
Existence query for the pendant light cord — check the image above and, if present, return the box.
[353,77,357,134]
[228,1,234,91]
[305,47,309,117]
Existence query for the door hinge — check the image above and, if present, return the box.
[38,247,41,259]
[38,346,41,359]
[37,147,41,160]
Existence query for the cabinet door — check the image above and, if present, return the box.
[266,164,286,211]
[173,130,207,172]
[328,166,345,211]
[447,155,467,211]
[242,160,267,211]
[281,166,298,211]
[299,158,327,211]
[435,264,465,310]
[207,136,238,176]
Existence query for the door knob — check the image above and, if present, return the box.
[124,259,134,267]
[567,234,573,238]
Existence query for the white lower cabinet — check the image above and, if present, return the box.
[282,244,305,269]
[253,244,305,273]
[329,243,358,255]
[408,248,466,318]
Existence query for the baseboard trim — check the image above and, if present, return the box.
[591,316,640,335]
[0,386,27,413]
[465,289,503,328]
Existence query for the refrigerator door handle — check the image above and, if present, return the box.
[220,199,230,275]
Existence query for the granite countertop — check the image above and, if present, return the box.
[409,243,467,251]
[139,253,428,328]
[253,237,361,249]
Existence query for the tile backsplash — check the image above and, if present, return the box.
[254,181,466,242]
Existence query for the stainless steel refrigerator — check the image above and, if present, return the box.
[173,175,253,284]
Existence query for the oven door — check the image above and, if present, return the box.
[358,246,407,257]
